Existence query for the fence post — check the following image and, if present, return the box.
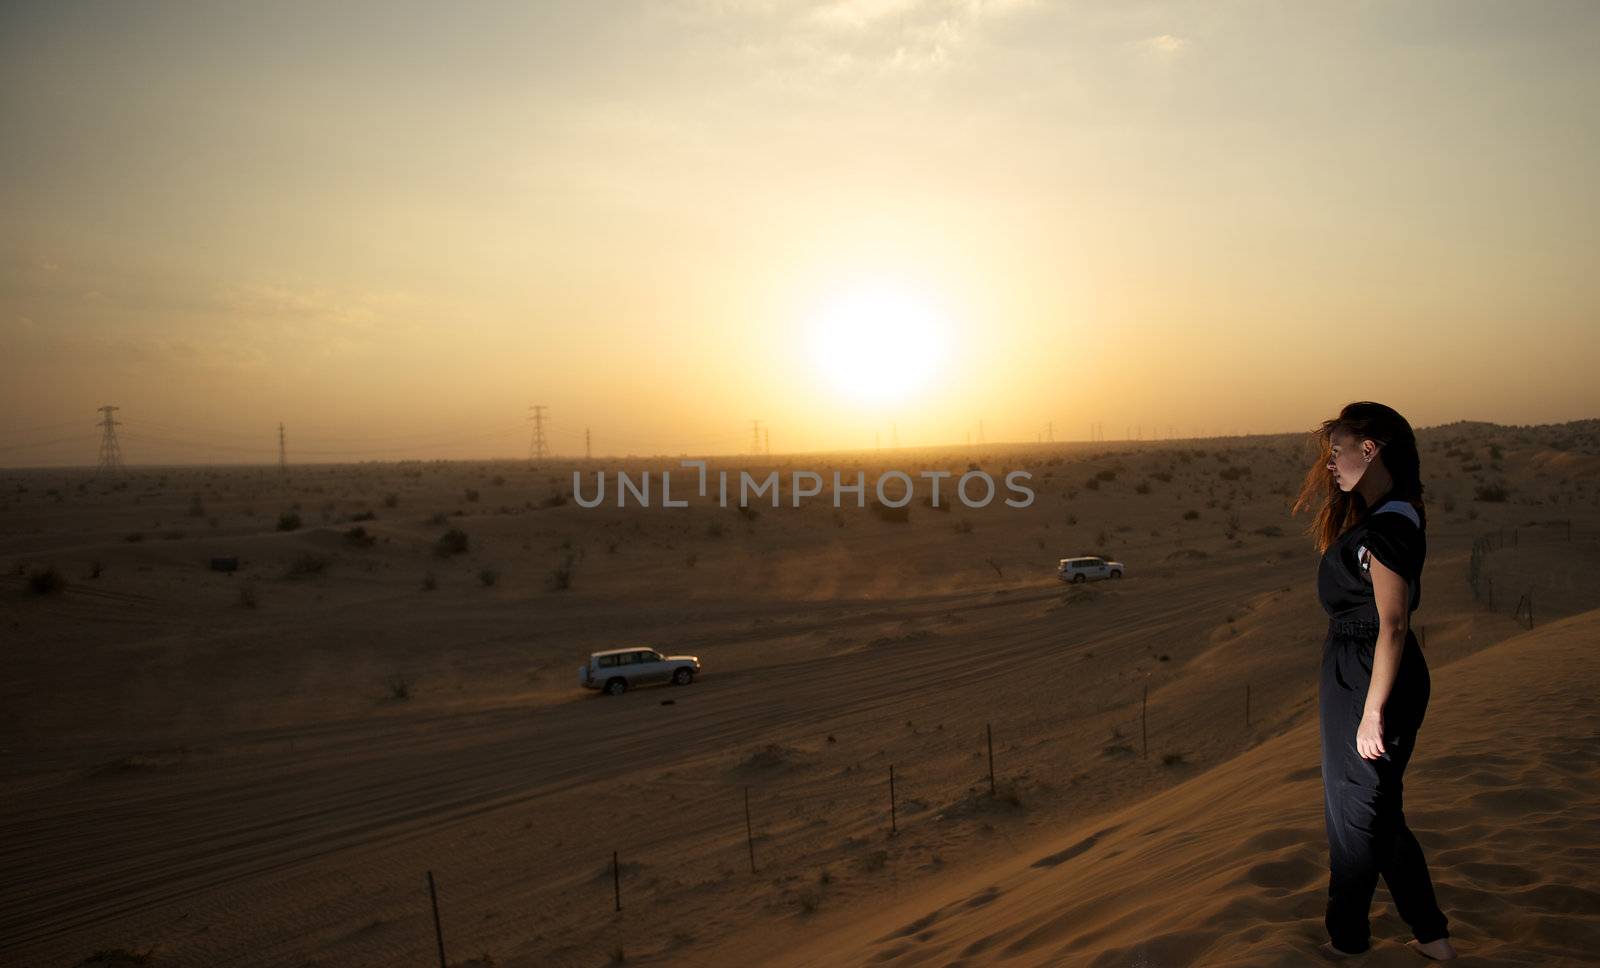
[889,764,897,835]
[986,723,995,796]
[1486,576,1493,612]
[1528,590,1535,629]
[743,786,756,874]
[426,870,447,968]
[1244,683,1250,729]
[1141,685,1148,759]
[613,850,622,912]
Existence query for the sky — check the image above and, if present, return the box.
[2,0,1598,464]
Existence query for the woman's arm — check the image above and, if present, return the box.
[1357,554,1411,759]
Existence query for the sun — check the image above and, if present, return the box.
[806,281,953,407]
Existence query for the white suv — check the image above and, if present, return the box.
[579,647,702,695]
[1058,556,1125,583]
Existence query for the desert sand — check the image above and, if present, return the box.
[2,420,1596,967]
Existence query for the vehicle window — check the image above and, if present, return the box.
[640,651,661,663]
[598,654,618,668]
[631,651,652,664]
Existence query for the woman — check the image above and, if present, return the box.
[1292,402,1458,961]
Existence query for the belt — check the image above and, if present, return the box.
[1329,617,1381,638]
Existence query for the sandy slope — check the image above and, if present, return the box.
[750,608,1600,968]
[1,424,1595,967]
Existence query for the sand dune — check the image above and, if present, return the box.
[1,423,1596,966]
[748,608,1600,968]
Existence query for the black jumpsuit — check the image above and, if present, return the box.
[1316,494,1450,953]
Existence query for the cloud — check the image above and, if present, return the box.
[810,0,926,31]
[1139,33,1191,55]
[701,0,1037,81]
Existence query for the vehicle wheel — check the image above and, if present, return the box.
[1110,570,1122,579]
[1072,573,1086,584]
[604,678,627,696]
[672,668,694,685]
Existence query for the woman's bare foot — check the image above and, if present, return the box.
[1407,937,1458,960]
[1317,940,1364,959]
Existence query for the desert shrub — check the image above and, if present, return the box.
[124,532,145,542]
[464,488,480,503]
[542,492,567,508]
[1152,471,1173,483]
[1083,477,1100,491]
[1183,509,1201,520]
[736,503,760,521]
[953,519,974,534]
[1254,525,1284,537]
[285,553,328,578]
[478,568,498,587]
[27,565,65,595]
[349,510,377,522]
[276,512,302,532]
[1135,481,1151,495]
[548,553,577,591]
[238,581,258,608]
[421,572,438,591]
[387,673,413,701]
[344,526,376,548]
[187,494,205,517]
[383,492,399,508]
[1095,468,1116,482]
[1474,484,1509,502]
[706,521,725,538]
[425,511,449,526]
[434,528,469,557]
[1219,466,1250,481]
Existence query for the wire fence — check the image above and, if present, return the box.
[398,673,1290,967]
[1468,519,1579,629]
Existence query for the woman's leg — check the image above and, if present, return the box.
[1382,646,1450,944]
[1320,640,1379,953]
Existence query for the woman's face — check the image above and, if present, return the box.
[1326,429,1375,492]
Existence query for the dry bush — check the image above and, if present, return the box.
[27,565,65,595]
[434,528,469,557]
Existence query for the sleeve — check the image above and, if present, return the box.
[1360,513,1424,584]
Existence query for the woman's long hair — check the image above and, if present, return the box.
[1292,401,1427,554]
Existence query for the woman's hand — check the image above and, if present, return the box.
[1356,709,1387,760]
